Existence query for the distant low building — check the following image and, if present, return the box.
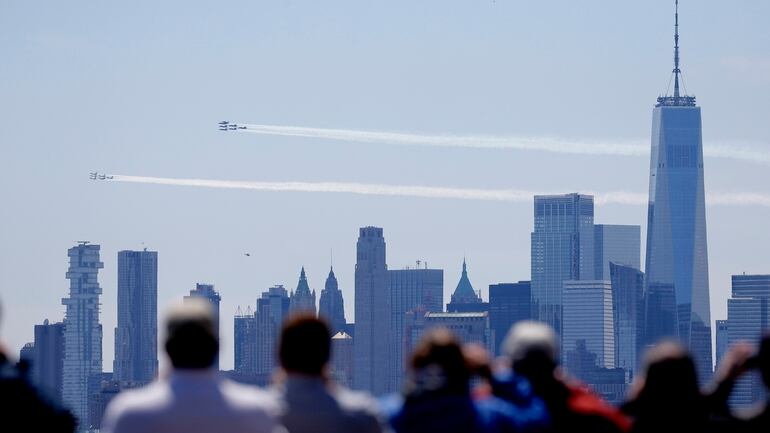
[405,311,494,356]
[565,340,627,405]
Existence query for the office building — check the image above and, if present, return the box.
[319,266,346,333]
[33,320,65,402]
[446,259,488,313]
[423,312,494,354]
[565,340,628,405]
[715,319,729,370]
[489,281,532,355]
[388,266,443,391]
[19,343,35,364]
[594,224,641,280]
[531,193,595,334]
[609,263,644,377]
[562,280,614,369]
[114,249,158,385]
[354,226,390,395]
[331,331,354,388]
[61,242,104,428]
[234,306,256,375]
[255,285,290,377]
[289,267,317,315]
[643,2,713,380]
[185,283,221,369]
[727,274,770,407]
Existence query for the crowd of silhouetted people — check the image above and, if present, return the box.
[1,298,769,433]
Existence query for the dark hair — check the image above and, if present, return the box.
[279,314,331,376]
[165,301,218,369]
[409,328,470,393]
[630,341,705,428]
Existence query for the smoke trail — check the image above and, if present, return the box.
[105,175,770,208]
[236,123,770,164]
[239,124,647,156]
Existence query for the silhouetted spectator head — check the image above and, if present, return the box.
[760,332,770,388]
[279,314,331,376]
[632,341,702,418]
[408,328,470,394]
[502,321,559,381]
[164,299,218,369]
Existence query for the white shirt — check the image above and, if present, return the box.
[101,369,283,433]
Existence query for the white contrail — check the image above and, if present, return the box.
[236,123,770,164]
[105,175,770,208]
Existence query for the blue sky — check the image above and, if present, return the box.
[1,0,769,370]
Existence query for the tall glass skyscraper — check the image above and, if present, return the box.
[644,1,712,380]
[531,193,595,335]
[114,249,158,385]
[61,242,104,429]
[354,226,389,395]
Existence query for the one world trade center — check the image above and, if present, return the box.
[644,0,712,381]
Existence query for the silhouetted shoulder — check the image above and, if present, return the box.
[332,386,383,417]
[220,379,282,415]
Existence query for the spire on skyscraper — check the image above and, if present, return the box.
[658,0,696,107]
[290,266,317,315]
[319,265,346,332]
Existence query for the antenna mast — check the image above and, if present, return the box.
[673,0,681,100]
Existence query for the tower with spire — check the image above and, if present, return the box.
[319,266,346,333]
[290,267,317,315]
[446,259,489,313]
[645,0,712,381]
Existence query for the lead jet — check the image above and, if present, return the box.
[89,172,98,180]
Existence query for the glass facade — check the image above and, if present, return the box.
[727,275,770,407]
[644,102,712,381]
[489,281,532,356]
[562,280,615,369]
[61,243,104,429]
[114,250,158,385]
[594,225,641,280]
[184,283,221,369]
[609,263,644,378]
[388,267,443,392]
[531,194,595,335]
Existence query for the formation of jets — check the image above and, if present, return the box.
[89,172,114,180]
[218,121,246,131]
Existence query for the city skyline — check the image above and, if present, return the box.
[2,0,770,375]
